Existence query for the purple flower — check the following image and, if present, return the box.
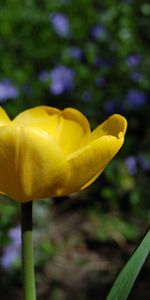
[9,227,21,243]
[95,77,105,87]
[50,65,75,95]
[49,13,70,37]
[0,80,18,102]
[39,71,51,82]
[1,226,21,269]
[104,100,115,114]
[126,54,141,67]
[124,156,137,175]
[91,25,107,40]
[67,46,82,60]
[104,99,123,114]
[130,72,143,82]
[125,89,146,108]
[138,155,150,171]
[39,66,74,95]
[82,91,92,102]
[94,57,110,68]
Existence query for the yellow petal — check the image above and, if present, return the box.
[80,169,104,190]
[57,108,90,154]
[0,125,68,202]
[52,134,125,197]
[13,106,90,155]
[0,107,11,126]
[90,114,127,141]
[13,106,60,126]
[13,106,60,136]
[0,108,127,201]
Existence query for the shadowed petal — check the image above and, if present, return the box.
[90,114,127,141]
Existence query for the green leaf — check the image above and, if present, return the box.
[106,227,150,300]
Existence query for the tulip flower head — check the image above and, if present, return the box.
[0,106,127,202]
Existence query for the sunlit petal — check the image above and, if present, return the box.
[52,134,125,197]
[0,107,11,126]
[13,106,90,155]
[0,125,68,202]
[56,108,90,154]
[0,106,127,202]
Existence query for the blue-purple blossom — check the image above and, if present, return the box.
[39,66,74,95]
[126,54,141,67]
[95,77,105,87]
[50,65,74,95]
[0,226,21,269]
[67,46,82,60]
[94,57,110,68]
[104,100,115,114]
[91,25,107,40]
[82,91,92,102]
[22,84,32,96]
[130,72,143,82]
[125,89,146,108]
[124,156,137,175]
[49,13,70,37]
[104,99,123,114]
[138,155,150,171]
[0,80,18,102]
[39,71,51,82]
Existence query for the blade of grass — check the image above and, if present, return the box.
[106,227,150,300]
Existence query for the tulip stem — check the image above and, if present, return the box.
[21,201,36,300]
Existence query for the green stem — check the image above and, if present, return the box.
[21,201,36,300]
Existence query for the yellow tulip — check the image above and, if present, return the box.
[0,106,127,202]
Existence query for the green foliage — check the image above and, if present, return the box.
[89,208,139,242]
[106,227,150,300]
[0,196,17,245]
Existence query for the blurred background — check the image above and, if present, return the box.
[0,0,150,299]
